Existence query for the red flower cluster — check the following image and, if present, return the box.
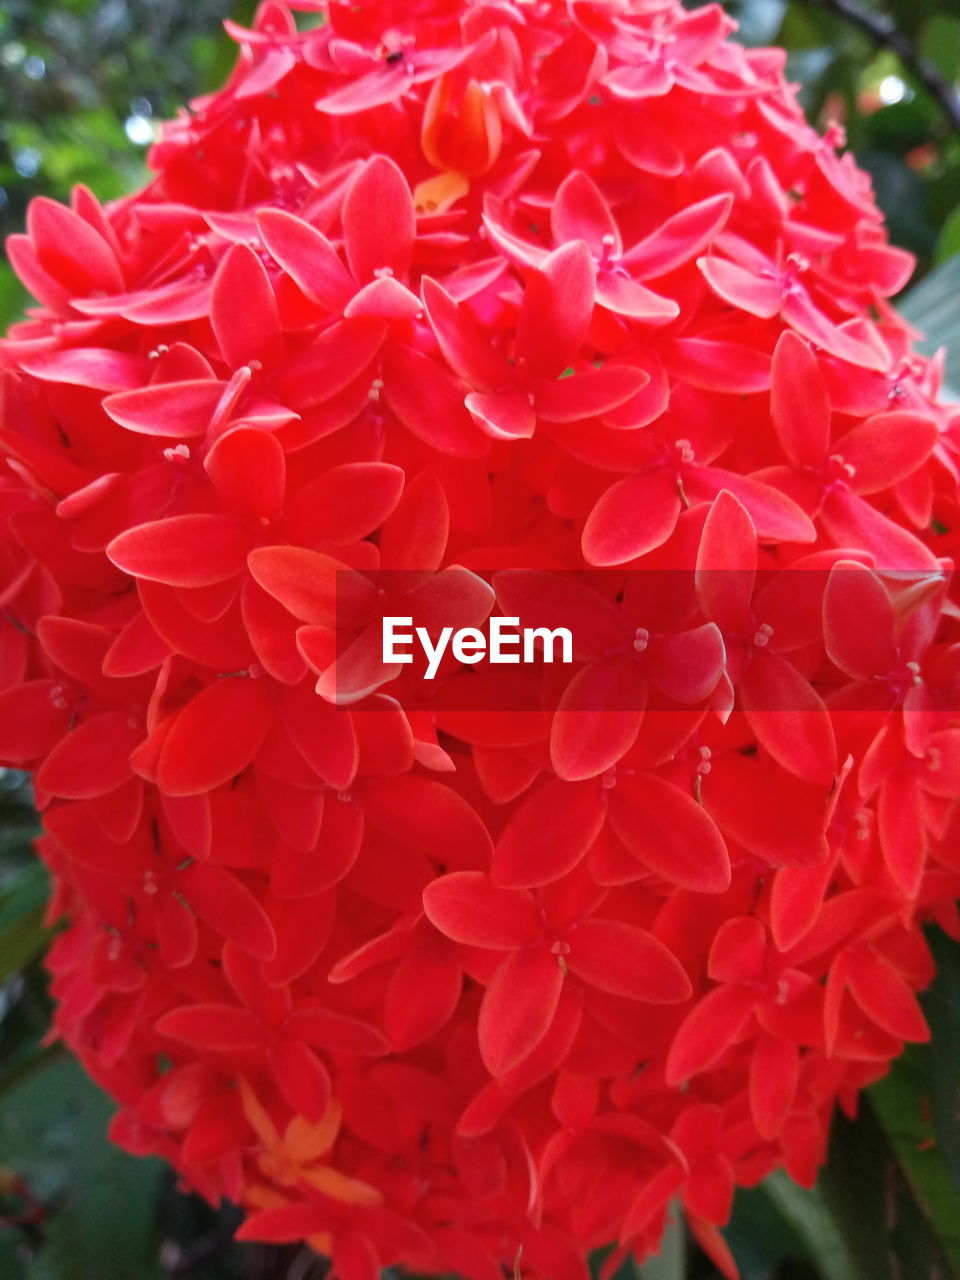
[2,1,960,1275]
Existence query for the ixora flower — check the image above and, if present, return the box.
[2,0,960,1275]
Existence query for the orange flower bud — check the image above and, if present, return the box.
[421,72,502,177]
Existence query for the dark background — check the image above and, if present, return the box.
[0,2,959,1276]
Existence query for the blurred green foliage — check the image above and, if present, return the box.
[1,1,960,1277]
[0,0,251,229]
[0,0,256,327]
[719,0,960,263]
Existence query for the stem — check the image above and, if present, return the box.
[797,0,960,134]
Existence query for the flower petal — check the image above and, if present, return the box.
[382,343,487,457]
[379,471,449,572]
[646,624,726,704]
[609,772,731,892]
[108,515,254,587]
[181,862,277,959]
[845,947,929,1041]
[684,468,816,544]
[740,650,838,785]
[0,681,73,765]
[103,379,224,438]
[492,778,606,887]
[205,426,286,520]
[211,243,282,368]
[282,462,404,547]
[422,276,512,390]
[465,390,536,440]
[595,273,679,322]
[664,338,771,394]
[517,241,596,379]
[582,469,680,566]
[566,919,691,1002]
[536,367,650,423]
[696,490,756,632]
[344,275,424,321]
[286,1007,388,1055]
[549,660,647,782]
[820,488,938,571]
[749,1036,798,1140]
[36,710,140,799]
[274,317,386,408]
[783,289,888,372]
[268,1039,332,1123]
[822,562,895,680]
[257,208,355,310]
[21,347,150,392]
[423,871,539,947]
[384,943,462,1050]
[877,770,925,898]
[665,985,757,1083]
[248,547,374,627]
[343,156,415,284]
[27,195,124,294]
[156,1003,264,1051]
[698,256,781,318]
[156,678,273,795]
[551,171,621,258]
[702,753,829,866]
[478,948,565,1076]
[363,776,494,868]
[624,194,733,278]
[280,680,359,790]
[770,331,830,469]
[839,410,939,495]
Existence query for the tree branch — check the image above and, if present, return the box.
[797,0,960,135]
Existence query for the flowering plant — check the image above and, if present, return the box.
[1,1,959,1277]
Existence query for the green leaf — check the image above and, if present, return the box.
[897,251,960,395]
[0,904,47,983]
[0,263,29,330]
[935,203,960,263]
[637,1211,685,1280]
[0,1232,30,1280]
[922,929,960,1188]
[816,1109,895,1280]
[0,1043,63,1101]
[863,96,940,155]
[0,860,49,924]
[871,1052,960,1273]
[0,863,51,982]
[0,1055,164,1279]
[724,1179,812,1276]
[763,1165,876,1280]
[919,15,960,82]
[728,0,788,48]
[859,151,936,258]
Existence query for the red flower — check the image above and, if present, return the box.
[2,0,960,1276]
